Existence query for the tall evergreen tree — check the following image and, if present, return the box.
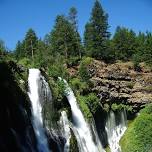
[22,28,38,59]
[14,41,24,60]
[68,7,78,31]
[0,39,6,56]
[50,15,81,59]
[112,26,136,61]
[68,7,82,58]
[143,32,152,65]
[84,0,110,59]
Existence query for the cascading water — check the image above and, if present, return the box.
[59,111,71,152]
[105,110,127,152]
[28,69,50,152]
[61,78,105,152]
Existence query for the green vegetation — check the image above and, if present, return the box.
[77,96,92,121]
[69,77,89,95]
[70,131,79,152]
[84,0,110,59]
[121,104,152,152]
[111,103,133,112]
[78,57,93,81]
[105,146,111,152]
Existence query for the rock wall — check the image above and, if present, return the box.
[89,60,152,112]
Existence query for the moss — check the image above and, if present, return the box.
[120,104,152,152]
[69,130,79,152]
[142,86,152,92]
[126,81,135,89]
[105,146,111,152]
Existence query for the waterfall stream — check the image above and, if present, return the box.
[105,111,127,152]
[28,69,51,152]
[59,111,71,152]
[27,70,127,152]
[62,79,105,152]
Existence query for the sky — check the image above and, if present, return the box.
[0,0,152,50]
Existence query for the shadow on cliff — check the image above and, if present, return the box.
[0,61,38,152]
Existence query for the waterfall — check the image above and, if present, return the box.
[105,110,127,152]
[59,111,71,152]
[28,69,51,152]
[61,78,105,152]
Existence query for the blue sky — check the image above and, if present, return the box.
[0,0,152,50]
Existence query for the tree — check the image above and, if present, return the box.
[143,32,152,65]
[132,32,146,65]
[0,39,6,56]
[112,26,137,61]
[68,7,82,59]
[68,7,78,31]
[14,41,24,60]
[22,28,38,59]
[50,15,81,59]
[84,0,110,59]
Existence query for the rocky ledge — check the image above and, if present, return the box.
[88,60,152,112]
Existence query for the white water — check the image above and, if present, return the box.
[106,111,127,152]
[28,69,50,152]
[61,78,105,152]
[59,111,71,152]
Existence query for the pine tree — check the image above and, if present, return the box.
[68,7,78,31]
[22,28,38,59]
[84,0,110,59]
[50,15,81,59]
[14,41,24,60]
[0,39,6,56]
[112,26,136,61]
[68,7,82,58]
[143,32,152,65]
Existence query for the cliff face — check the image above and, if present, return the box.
[89,60,152,112]
[0,61,38,152]
[68,59,152,112]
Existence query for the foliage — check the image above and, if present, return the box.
[18,57,34,68]
[103,103,110,112]
[69,77,88,95]
[77,96,92,121]
[78,57,93,81]
[111,103,133,112]
[69,131,79,152]
[112,26,137,61]
[84,0,110,59]
[49,15,81,59]
[0,39,7,56]
[85,93,101,114]
[121,104,152,152]
[14,29,38,60]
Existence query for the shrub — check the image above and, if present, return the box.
[77,96,92,121]
[48,63,69,79]
[18,57,33,68]
[78,57,93,81]
[78,93,101,115]
[111,103,133,112]
[121,104,152,152]
[69,78,88,95]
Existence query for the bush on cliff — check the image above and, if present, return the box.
[120,104,152,152]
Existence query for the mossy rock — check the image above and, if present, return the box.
[69,130,79,152]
